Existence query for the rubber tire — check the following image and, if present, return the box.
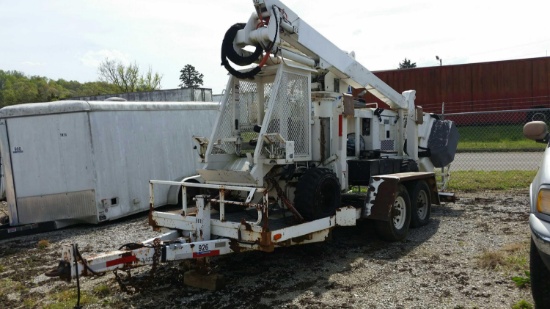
[375,184,411,242]
[409,181,431,228]
[531,239,550,308]
[294,168,341,221]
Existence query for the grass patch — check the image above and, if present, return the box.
[457,124,546,151]
[478,250,506,269]
[37,239,50,250]
[93,284,111,297]
[447,170,535,191]
[0,278,25,297]
[512,299,534,309]
[23,298,38,308]
[478,241,529,271]
[45,289,98,309]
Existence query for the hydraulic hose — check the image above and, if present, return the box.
[221,23,264,79]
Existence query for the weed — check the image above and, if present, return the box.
[0,264,4,272]
[512,299,533,309]
[0,278,23,297]
[511,271,531,288]
[23,298,37,308]
[506,255,529,271]
[478,250,505,269]
[45,289,98,309]
[478,241,529,272]
[37,239,50,250]
[93,284,111,297]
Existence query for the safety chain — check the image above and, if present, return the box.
[113,268,138,294]
[113,238,162,294]
[150,238,162,279]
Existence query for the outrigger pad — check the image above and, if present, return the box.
[184,270,226,291]
[427,119,459,168]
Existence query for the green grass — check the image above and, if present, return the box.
[457,124,546,151]
[44,289,98,309]
[512,299,534,309]
[446,170,536,191]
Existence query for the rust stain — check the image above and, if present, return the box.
[261,206,269,230]
[148,202,160,231]
[229,239,242,253]
[259,231,274,252]
[241,219,252,231]
[291,233,313,244]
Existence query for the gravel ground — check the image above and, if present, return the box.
[0,190,535,308]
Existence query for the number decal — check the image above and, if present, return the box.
[192,243,220,258]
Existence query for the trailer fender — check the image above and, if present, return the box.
[363,172,438,221]
[166,175,203,205]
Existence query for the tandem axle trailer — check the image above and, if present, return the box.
[47,172,453,288]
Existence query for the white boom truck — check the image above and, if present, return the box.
[47,0,458,285]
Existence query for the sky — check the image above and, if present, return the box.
[1,0,550,94]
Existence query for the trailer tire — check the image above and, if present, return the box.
[375,184,411,241]
[294,168,340,221]
[409,180,431,228]
[177,179,201,207]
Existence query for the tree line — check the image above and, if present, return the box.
[0,70,120,107]
[0,59,205,108]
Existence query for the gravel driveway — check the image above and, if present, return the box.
[0,190,535,308]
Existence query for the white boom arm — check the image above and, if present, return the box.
[233,0,418,159]
[237,0,410,111]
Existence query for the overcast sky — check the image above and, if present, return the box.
[1,0,550,94]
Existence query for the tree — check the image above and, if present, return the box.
[179,64,204,88]
[0,69,126,106]
[398,58,417,69]
[98,58,162,93]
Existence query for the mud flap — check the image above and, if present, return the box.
[363,172,438,221]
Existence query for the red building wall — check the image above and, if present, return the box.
[357,57,550,124]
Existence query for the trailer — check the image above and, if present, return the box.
[0,100,218,236]
[47,0,458,292]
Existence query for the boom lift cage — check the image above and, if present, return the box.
[199,64,314,187]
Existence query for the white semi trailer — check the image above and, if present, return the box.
[0,100,218,236]
[47,0,458,291]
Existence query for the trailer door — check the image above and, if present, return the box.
[7,112,96,224]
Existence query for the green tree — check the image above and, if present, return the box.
[179,64,204,88]
[98,58,162,93]
[398,58,417,69]
[0,70,124,106]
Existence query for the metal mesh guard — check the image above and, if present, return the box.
[210,80,263,155]
[261,71,310,158]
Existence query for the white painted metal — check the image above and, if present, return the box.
[51,0,452,282]
[0,101,218,227]
[247,0,408,110]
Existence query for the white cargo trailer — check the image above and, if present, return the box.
[0,100,218,232]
